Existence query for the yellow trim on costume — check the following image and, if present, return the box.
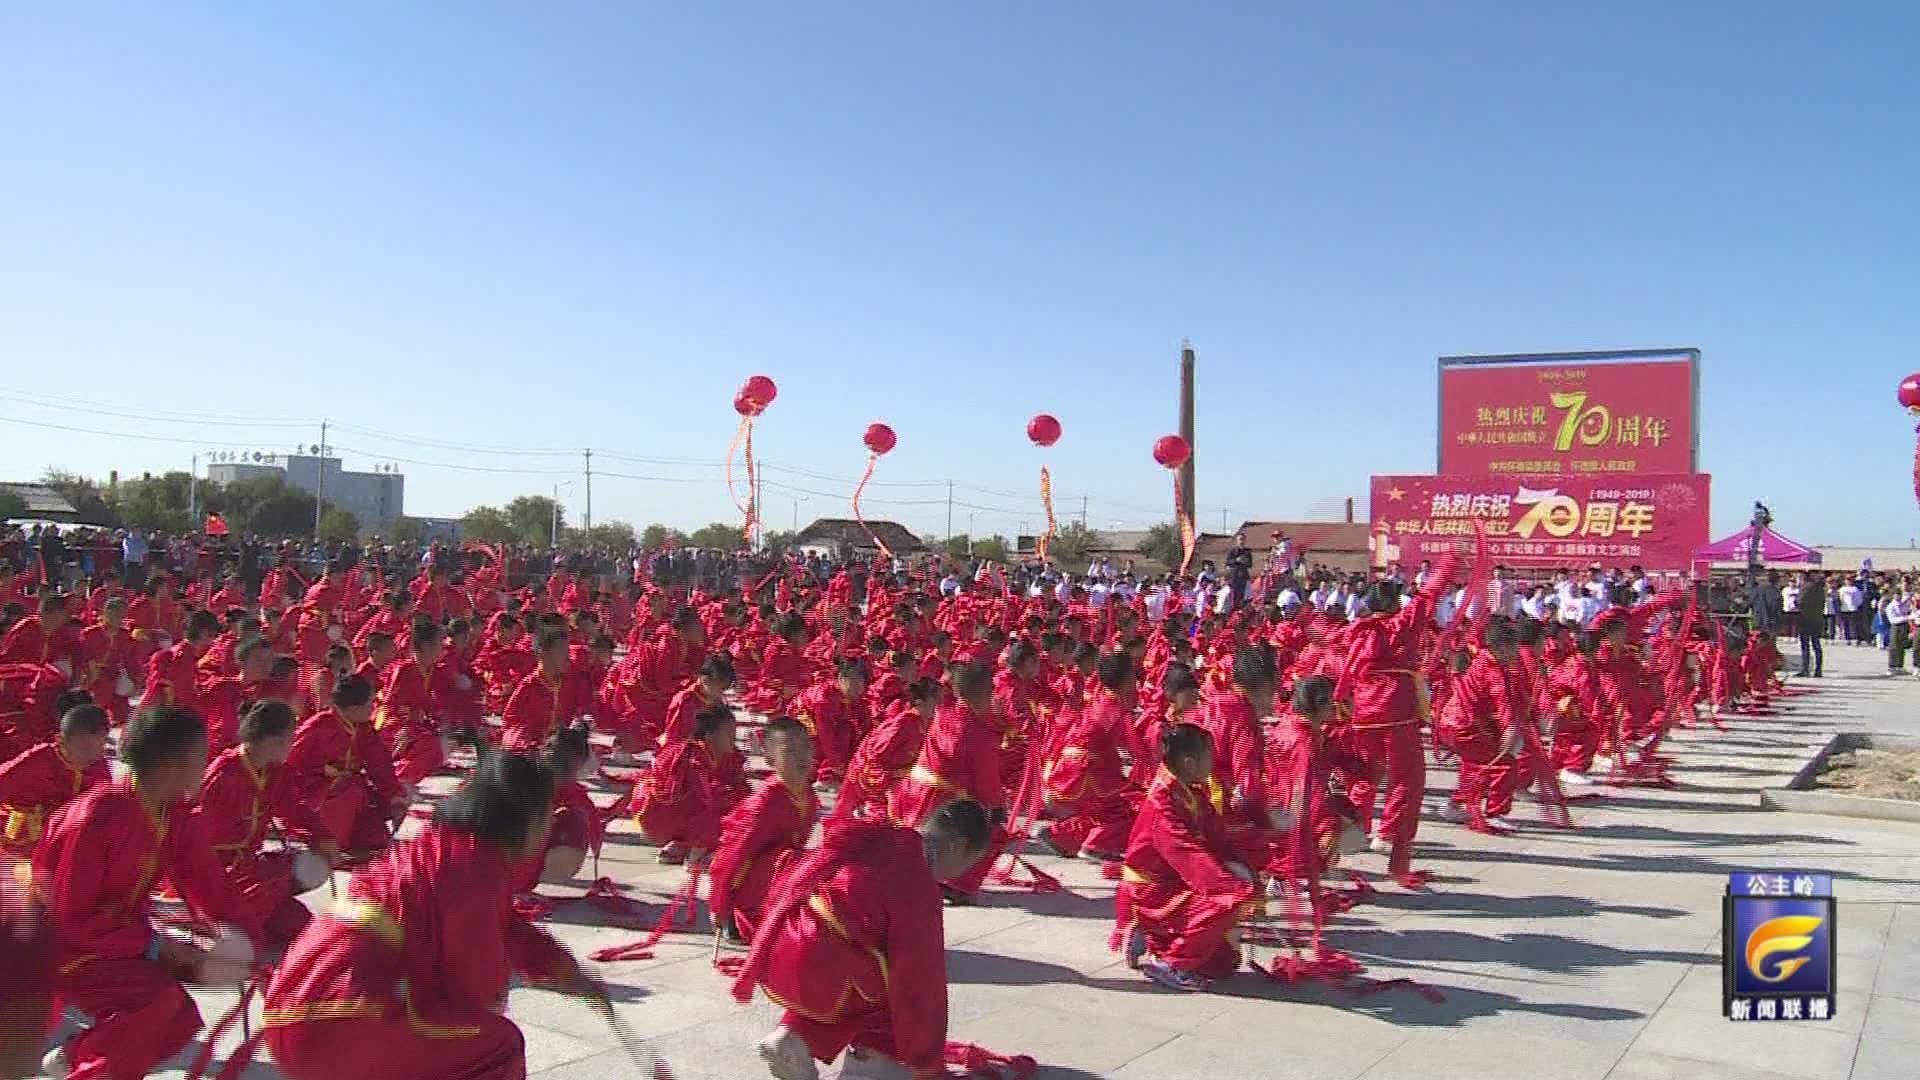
[405,999,482,1039]
[331,898,404,948]
[905,765,953,793]
[262,998,387,1026]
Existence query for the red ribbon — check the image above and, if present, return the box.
[1037,465,1056,565]
[589,868,705,963]
[1173,475,1195,576]
[851,453,892,559]
[945,1041,1039,1079]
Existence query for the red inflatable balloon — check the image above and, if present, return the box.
[863,422,897,456]
[1900,373,1920,414]
[1027,413,1062,448]
[733,388,761,417]
[743,375,778,409]
[1153,434,1191,470]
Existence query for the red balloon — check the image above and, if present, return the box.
[863,422,897,456]
[1027,413,1062,448]
[1900,373,1920,413]
[1153,434,1191,470]
[743,375,778,409]
[733,389,762,417]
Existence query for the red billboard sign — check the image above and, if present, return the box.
[1370,473,1711,572]
[1437,350,1698,477]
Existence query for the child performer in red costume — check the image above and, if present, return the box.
[887,662,1007,904]
[193,700,341,952]
[1038,652,1145,863]
[517,725,601,891]
[1114,723,1259,993]
[262,751,603,1079]
[743,799,991,1080]
[631,704,748,865]
[1336,549,1460,887]
[835,679,938,821]
[0,701,109,860]
[709,717,818,948]
[1436,621,1528,832]
[284,674,411,857]
[792,659,869,785]
[34,705,263,1080]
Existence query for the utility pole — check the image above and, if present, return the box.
[551,483,561,546]
[1221,507,1229,533]
[583,449,593,535]
[1081,494,1089,529]
[188,454,198,525]
[946,481,953,542]
[1178,341,1196,528]
[312,420,329,541]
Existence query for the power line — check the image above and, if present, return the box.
[0,391,313,431]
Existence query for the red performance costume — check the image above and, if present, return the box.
[1041,688,1143,861]
[33,776,261,1080]
[375,656,453,785]
[262,824,580,1080]
[192,746,335,949]
[834,701,927,821]
[1115,767,1257,982]
[1335,553,1457,881]
[630,740,748,853]
[707,773,818,938]
[499,669,590,756]
[888,701,1006,896]
[284,707,406,854]
[0,741,107,858]
[730,817,949,1079]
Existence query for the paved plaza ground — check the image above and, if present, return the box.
[114,641,1920,1079]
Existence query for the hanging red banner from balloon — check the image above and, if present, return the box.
[1901,374,1920,510]
[853,423,897,560]
[1154,435,1194,575]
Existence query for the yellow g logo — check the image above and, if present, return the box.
[1745,915,1822,984]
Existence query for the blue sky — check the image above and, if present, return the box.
[2,4,1916,543]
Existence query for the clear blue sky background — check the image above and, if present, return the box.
[3,4,1916,543]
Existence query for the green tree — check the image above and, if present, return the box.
[505,494,562,546]
[973,534,1010,562]
[317,506,360,541]
[760,529,799,554]
[41,469,120,527]
[687,522,746,550]
[1138,522,1182,566]
[0,489,27,521]
[1047,520,1098,566]
[461,505,517,543]
[110,472,196,533]
[935,534,972,559]
[390,515,427,544]
[640,523,687,550]
[563,521,637,550]
[215,474,317,537]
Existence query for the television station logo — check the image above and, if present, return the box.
[1724,872,1836,1022]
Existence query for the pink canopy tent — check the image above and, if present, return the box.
[1696,525,1822,564]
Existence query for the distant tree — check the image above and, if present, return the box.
[972,535,1011,563]
[389,515,427,544]
[1138,522,1182,566]
[109,472,195,533]
[40,469,119,527]
[936,534,972,559]
[640,523,688,550]
[1047,521,1098,567]
[213,474,317,537]
[0,490,27,521]
[505,495,562,546]
[760,529,799,554]
[317,506,360,542]
[687,522,746,550]
[563,521,637,550]
[460,505,517,543]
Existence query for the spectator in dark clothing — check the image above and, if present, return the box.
[1796,572,1826,677]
